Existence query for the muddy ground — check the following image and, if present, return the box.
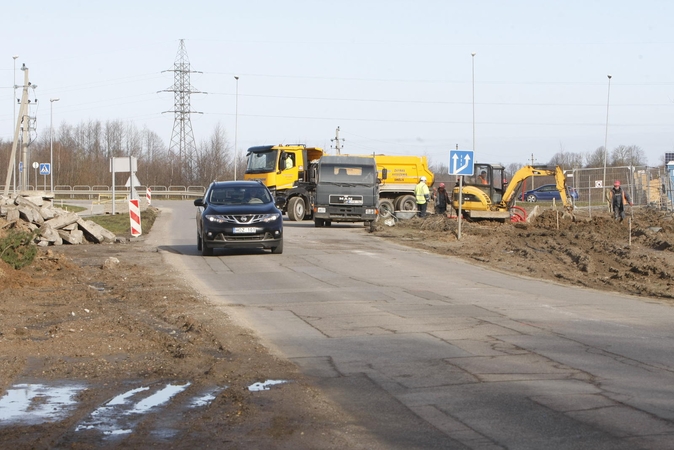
[0,232,366,449]
[1,203,673,448]
[375,205,674,301]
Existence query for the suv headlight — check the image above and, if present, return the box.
[260,213,281,223]
[205,215,230,223]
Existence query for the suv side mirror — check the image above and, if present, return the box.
[194,198,205,207]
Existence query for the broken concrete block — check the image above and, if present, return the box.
[58,228,84,245]
[77,219,117,243]
[40,207,56,220]
[4,207,20,222]
[40,226,64,245]
[44,212,80,230]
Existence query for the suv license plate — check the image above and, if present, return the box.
[233,227,256,234]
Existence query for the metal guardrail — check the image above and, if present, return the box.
[14,185,207,200]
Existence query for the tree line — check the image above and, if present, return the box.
[0,119,245,190]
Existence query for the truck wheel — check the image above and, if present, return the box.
[287,197,305,221]
[325,220,332,227]
[396,195,417,211]
[378,199,395,218]
[314,218,325,227]
[367,220,376,232]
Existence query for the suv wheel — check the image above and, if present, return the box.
[271,239,284,254]
[201,236,214,256]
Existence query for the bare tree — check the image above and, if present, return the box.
[611,145,647,166]
[195,123,231,186]
[505,162,523,181]
[547,151,583,170]
[584,147,605,168]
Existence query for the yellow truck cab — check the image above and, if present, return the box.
[244,144,324,220]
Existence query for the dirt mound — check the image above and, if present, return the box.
[376,207,674,300]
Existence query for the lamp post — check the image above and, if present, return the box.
[602,74,612,200]
[234,76,239,180]
[50,98,60,193]
[471,52,476,152]
[12,55,18,193]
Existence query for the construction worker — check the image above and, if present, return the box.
[415,176,430,218]
[610,180,633,222]
[478,170,489,185]
[284,154,294,169]
[435,182,451,215]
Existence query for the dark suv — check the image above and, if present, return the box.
[194,181,284,256]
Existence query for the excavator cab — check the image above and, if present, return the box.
[465,163,506,204]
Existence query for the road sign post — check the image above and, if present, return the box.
[39,163,51,191]
[449,150,475,240]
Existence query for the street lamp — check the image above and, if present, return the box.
[471,52,476,152]
[234,76,239,181]
[12,55,18,193]
[50,98,60,193]
[602,74,612,200]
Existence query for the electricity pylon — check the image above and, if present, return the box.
[160,39,205,185]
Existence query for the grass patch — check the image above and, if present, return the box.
[87,207,159,237]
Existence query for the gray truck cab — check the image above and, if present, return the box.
[313,155,379,231]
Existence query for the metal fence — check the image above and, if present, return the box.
[568,166,672,211]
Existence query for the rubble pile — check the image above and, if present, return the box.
[0,194,117,246]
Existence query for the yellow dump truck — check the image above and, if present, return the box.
[244,145,435,220]
[374,155,435,218]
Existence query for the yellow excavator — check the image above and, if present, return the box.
[451,163,574,222]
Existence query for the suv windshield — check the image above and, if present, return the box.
[208,186,272,205]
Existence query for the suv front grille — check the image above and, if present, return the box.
[220,214,268,224]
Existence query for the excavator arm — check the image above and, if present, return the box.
[501,165,573,211]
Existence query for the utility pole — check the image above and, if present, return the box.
[12,55,18,194]
[331,126,344,155]
[530,153,537,191]
[160,39,206,186]
[4,64,33,196]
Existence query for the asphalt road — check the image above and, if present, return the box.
[149,200,674,449]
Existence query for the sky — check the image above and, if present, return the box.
[2,0,674,170]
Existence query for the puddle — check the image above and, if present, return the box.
[188,387,226,408]
[248,380,288,392]
[0,380,229,439]
[76,382,191,436]
[0,383,86,425]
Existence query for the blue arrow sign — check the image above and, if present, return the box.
[39,163,51,176]
[449,150,474,176]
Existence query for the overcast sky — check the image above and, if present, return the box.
[2,0,673,169]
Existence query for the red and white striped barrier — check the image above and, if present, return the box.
[129,199,142,237]
[146,187,152,205]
